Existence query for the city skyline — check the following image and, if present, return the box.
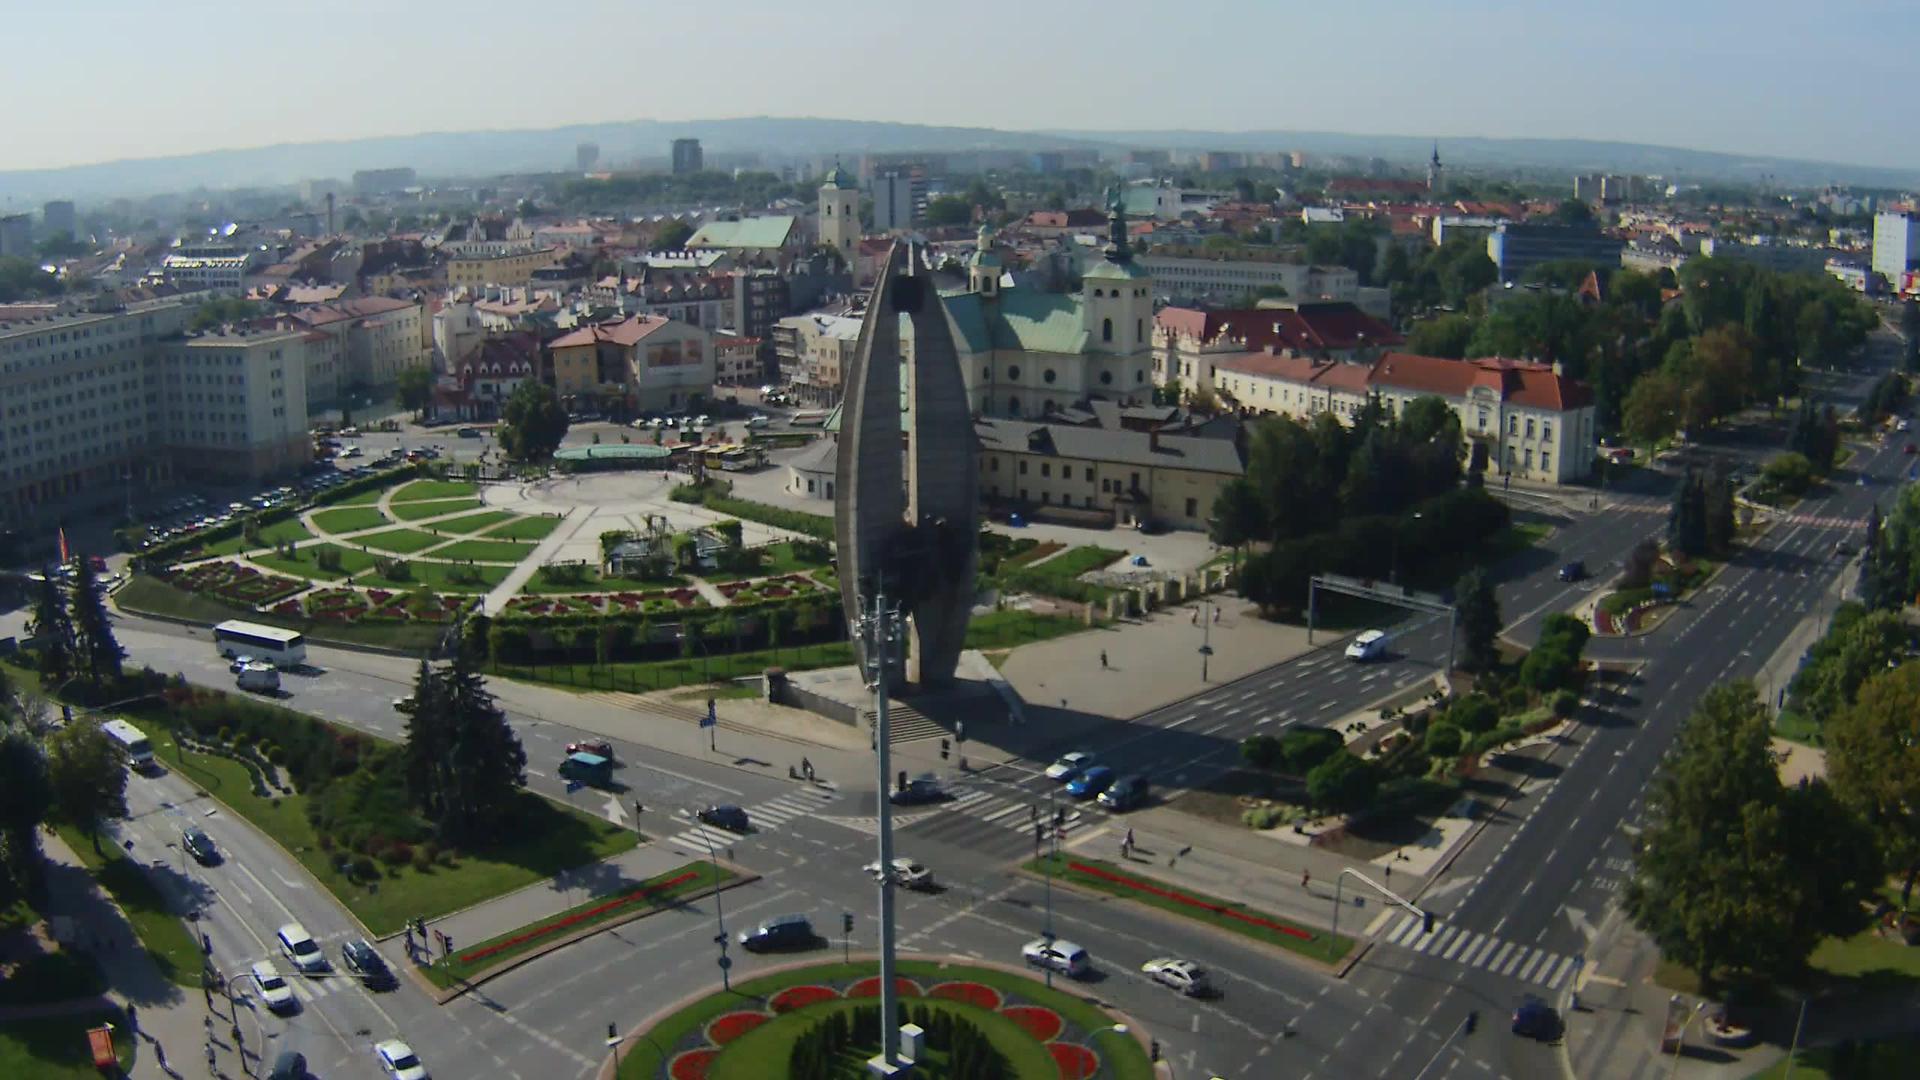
[4,0,1914,175]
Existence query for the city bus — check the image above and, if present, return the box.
[212,620,308,668]
[100,718,155,772]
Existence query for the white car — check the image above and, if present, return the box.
[1022,938,1090,977]
[251,960,296,1012]
[864,858,933,889]
[375,1039,429,1080]
[1345,629,1389,662]
[1045,751,1096,782]
[1141,957,1212,996]
[277,922,327,973]
[745,415,771,429]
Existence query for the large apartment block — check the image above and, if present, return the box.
[161,327,312,480]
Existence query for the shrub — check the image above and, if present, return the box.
[1242,805,1286,830]
[1306,752,1380,813]
[1424,722,1464,758]
[1447,694,1499,734]
[350,854,377,880]
[1241,734,1281,771]
[1280,726,1345,773]
[265,744,286,765]
[1551,689,1579,718]
[316,833,333,851]
[412,849,434,872]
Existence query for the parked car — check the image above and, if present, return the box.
[566,739,614,759]
[1066,765,1116,799]
[738,913,815,952]
[864,858,933,889]
[374,1038,429,1080]
[252,960,296,1012]
[276,923,327,973]
[698,804,750,832]
[1141,957,1212,997]
[1511,994,1556,1039]
[1045,751,1096,782]
[1345,630,1389,662]
[1021,938,1090,977]
[181,826,219,865]
[1098,774,1150,811]
[341,939,395,989]
[1557,561,1587,582]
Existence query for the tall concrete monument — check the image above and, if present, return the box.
[834,242,978,688]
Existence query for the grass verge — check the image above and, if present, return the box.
[350,560,512,594]
[153,730,636,935]
[494,642,855,694]
[54,825,202,987]
[0,1007,135,1079]
[421,861,731,988]
[484,515,564,541]
[430,510,519,535]
[252,543,381,581]
[357,528,447,554]
[963,609,1090,650]
[430,539,538,563]
[0,949,106,1007]
[616,959,1152,1080]
[312,506,391,534]
[1025,852,1352,963]
[391,479,478,502]
[390,498,484,522]
[1748,1037,1920,1079]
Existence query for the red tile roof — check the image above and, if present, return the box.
[1370,353,1592,410]
[548,314,675,349]
[1156,304,1402,353]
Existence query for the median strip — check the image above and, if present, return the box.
[1025,853,1352,963]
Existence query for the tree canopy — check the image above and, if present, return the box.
[45,718,130,853]
[498,380,569,461]
[401,656,528,845]
[1826,661,1920,909]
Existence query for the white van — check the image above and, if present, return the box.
[236,662,281,693]
[1345,629,1389,662]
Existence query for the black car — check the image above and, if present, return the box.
[1512,994,1556,1039]
[738,914,814,952]
[889,776,947,805]
[181,826,219,865]
[340,939,394,990]
[1557,561,1586,582]
[1098,774,1150,812]
[698,804,750,832]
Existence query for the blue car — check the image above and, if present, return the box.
[1066,765,1116,800]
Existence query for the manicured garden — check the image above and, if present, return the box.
[391,497,485,521]
[483,514,565,541]
[312,505,392,534]
[1027,852,1351,962]
[433,538,539,563]
[496,642,858,694]
[358,528,449,554]
[253,542,381,580]
[422,861,732,988]
[352,559,512,594]
[433,510,520,534]
[615,960,1152,1080]
[391,479,479,502]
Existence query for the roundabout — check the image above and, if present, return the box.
[611,958,1156,1080]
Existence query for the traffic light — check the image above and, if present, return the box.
[843,912,854,934]
[1055,808,1067,827]
[1422,910,1435,934]
[940,738,950,760]
[897,770,908,792]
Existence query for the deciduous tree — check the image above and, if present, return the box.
[498,380,569,462]
[1454,569,1501,673]
[44,718,129,853]
[0,728,51,904]
[1826,661,1920,910]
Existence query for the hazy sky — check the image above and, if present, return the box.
[5,0,1912,171]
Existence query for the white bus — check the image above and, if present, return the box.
[100,718,155,772]
[212,620,308,668]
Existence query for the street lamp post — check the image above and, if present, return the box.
[861,592,905,1066]
[1198,599,1214,682]
[683,809,730,991]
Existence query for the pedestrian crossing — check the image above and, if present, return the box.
[656,786,839,854]
[1379,914,1580,990]
[855,784,1097,845]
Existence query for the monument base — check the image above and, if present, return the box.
[775,649,1025,734]
[865,1053,915,1077]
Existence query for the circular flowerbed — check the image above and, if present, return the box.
[846,975,922,999]
[625,962,1138,1080]
[705,1011,768,1045]
[1002,1004,1065,1042]
[769,985,837,1013]
[928,981,1002,1011]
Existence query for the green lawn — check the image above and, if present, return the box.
[484,515,564,541]
[712,997,1053,1080]
[352,560,512,594]
[431,510,519,535]
[496,642,856,694]
[154,731,636,935]
[1749,1037,1920,1079]
[617,959,1151,1080]
[0,1007,135,1079]
[357,528,449,554]
[1488,521,1553,561]
[115,573,447,652]
[55,825,203,987]
[0,948,105,1007]
[252,543,382,581]
[964,609,1090,650]
[328,487,388,506]
[201,518,314,556]
[390,498,484,521]
[700,541,834,584]
[430,539,538,563]
[1027,852,1352,962]
[312,506,392,534]
[421,861,731,988]
[520,567,686,595]
[391,479,479,502]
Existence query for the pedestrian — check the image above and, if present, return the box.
[1384,865,1392,882]
[1302,870,1310,890]
[1099,650,1108,669]
[155,1042,167,1068]
[1214,607,1221,623]
[1125,827,1135,849]
[206,1043,216,1073]
[1191,609,1199,625]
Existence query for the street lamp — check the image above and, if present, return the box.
[682,808,731,992]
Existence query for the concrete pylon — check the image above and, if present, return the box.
[833,242,978,689]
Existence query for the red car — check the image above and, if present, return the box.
[567,739,613,759]
[1905,443,1916,455]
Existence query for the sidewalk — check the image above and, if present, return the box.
[23,832,217,1080]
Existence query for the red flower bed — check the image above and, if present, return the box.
[706,1011,768,1045]
[928,981,1001,1010]
[668,1048,716,1080]
[454,870,698,966]
[769,984,838,1013]
[273,600,303,616]
[1067,860,1315,942]
[1049,1043,1100,1079]
[1001,1006,1063,1042]
[846,976,921,999]
[367,589,393,603]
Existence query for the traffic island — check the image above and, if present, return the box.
[413,860,750,1002]
[1021,852,1353,967]
[608,959,1155,1080]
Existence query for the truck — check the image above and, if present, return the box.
[236,661,281,694]
[100,718,155,772]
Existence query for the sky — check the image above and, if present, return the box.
[4,0,1913,172]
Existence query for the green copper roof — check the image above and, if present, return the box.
[686,216,796,251]
[554,444,672,461]
[1083,259,1150,281]
[930,287,1090,355]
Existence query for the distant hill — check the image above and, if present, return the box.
[3,116,1911,204]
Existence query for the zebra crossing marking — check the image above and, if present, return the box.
[657,787,837,851]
